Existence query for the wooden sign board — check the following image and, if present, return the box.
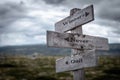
[47,31,94,50]
[47,31,109,50]
[55,5,94,32]
[92,36,109,50]
[56,49,97,73]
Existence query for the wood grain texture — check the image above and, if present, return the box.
[55,5,94,32]
[56,49,97,73]
[47,31,109,50]
[71,26,84,80]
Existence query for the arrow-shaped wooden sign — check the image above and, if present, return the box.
[47,31,94,50]
[47,31,109,50]
[56,49,97,73]
[55,5,94,32]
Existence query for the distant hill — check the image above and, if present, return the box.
[0,44,71,56]
[97,43,120,56]
[0,43,120,56]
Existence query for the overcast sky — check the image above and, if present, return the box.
[0,0,120,46]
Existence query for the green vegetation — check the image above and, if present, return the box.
[0,56,120,80]
[85,56,120,80]
[0,56,72,80]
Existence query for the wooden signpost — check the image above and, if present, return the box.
[56,49,97,73]
[47,31,109,50]
[55,5,94,32]
[47,31,94,50]
[46,5,109,80]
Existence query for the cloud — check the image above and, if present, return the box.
[40,0,120,25]
[0,33,46,46]
[0,0,120,46]
[0,2,26,29]
[97,0,120,22]
[94,0,120,40]
[43,0,65,5]
[0,0,69,46]
[39,0,101,7]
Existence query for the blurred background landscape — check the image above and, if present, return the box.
[0,43,120,56]
[0,43,120,80]
[0,0,120,80]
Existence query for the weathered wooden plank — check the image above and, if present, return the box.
[71,24,85,80]
[93,37,109,50]
[47,31,94,50]
[73,69,85,80]
[55,5,94,32]
[56,49,97,73]
[47,31,109,50]
[83,35,109,50]
[69,13,85,79]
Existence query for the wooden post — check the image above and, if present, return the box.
[70,8,85,80]
[71,49,85,80]
[47,5,109,80]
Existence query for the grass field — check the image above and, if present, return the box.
[0,55,120,80]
